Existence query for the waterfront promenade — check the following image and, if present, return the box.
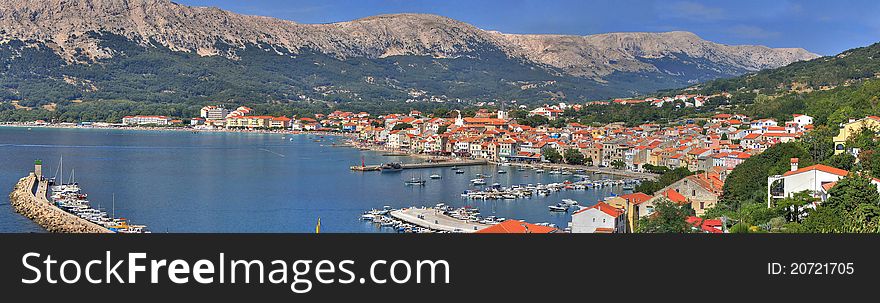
[390,207,492,233]
[350,159,487,171]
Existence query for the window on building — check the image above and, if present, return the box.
[700,202,705,209]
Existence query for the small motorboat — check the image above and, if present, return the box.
[497,170,507,174]
[429,174,442,179]
[548,204,568,212]
[561,199,579,207]
[405,176,426,186]
[455,169,465,174]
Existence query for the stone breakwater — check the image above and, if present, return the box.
[9,174,111,233]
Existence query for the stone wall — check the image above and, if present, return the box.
[9,174,111,233]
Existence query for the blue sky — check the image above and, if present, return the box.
[175,0,880,55]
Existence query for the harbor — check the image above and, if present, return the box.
[1,127,629,232]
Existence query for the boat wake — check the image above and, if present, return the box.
[258,148,286,157]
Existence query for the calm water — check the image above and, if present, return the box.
[0,126,626,233]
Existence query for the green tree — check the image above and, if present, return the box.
[518,115,549,128]
[564,149,585,165]
[542,147,562,163]
[636,167,693,195]
[822,153,855,172]
[636,199,695,233]
[392,123,413,131]
[611,159,626,170]
[802,174,880,232]
[773,191,817,223]
[431,108,450,118]
[721,142,812,210]
[823,174,879,212]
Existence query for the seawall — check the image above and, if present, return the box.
[9,173,111,233]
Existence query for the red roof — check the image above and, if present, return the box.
[686,216,723,233]
[572,201,623,218]
[475,220,558,234]
[620,192,652,205]
[660,189,688,204]
[782,164,849,177]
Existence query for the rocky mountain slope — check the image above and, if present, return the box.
[0,0,819,114]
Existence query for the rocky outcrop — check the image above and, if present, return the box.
[0,0,819,77]
[9,174,111,233]
[498,31,820,78]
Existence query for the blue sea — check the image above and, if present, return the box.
[0,126,626,233]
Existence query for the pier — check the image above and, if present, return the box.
[390,207,492,233]
[350,159,488,171]
[9,172,111,233]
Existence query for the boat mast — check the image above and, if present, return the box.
[53,155,63,182]
[112,193,115,219]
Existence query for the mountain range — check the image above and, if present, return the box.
[0,0,819,116]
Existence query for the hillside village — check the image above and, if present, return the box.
[54,91,856,233]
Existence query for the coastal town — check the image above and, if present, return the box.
[15,89,877,234]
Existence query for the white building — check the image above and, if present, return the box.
[200,106,229,120]
[767,158,880,208]
[570,202,626,233]
[121,115,172,126]
[793,114,813,129]
[750,119,778,129]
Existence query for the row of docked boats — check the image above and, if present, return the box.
[50,182,149,233]
[48,157,149,233]
[461,178,641,200]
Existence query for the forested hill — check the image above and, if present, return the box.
[693,42,880,95]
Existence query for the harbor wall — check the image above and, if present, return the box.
[9,173,111,233]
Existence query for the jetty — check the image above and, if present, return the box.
[389,207,492,233]
[8,161,111,233]
[351,159,487,171]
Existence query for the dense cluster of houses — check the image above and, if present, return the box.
[351,108,813,175]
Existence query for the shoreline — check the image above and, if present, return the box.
[342,139,658,180]
[3,123,655,180]
[0,122,357,138]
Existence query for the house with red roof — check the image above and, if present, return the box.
[767,158,880,208]
[687,216,724,233]
[603,193,652,232]
[475,220,558,234]
[570,202,626,233]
